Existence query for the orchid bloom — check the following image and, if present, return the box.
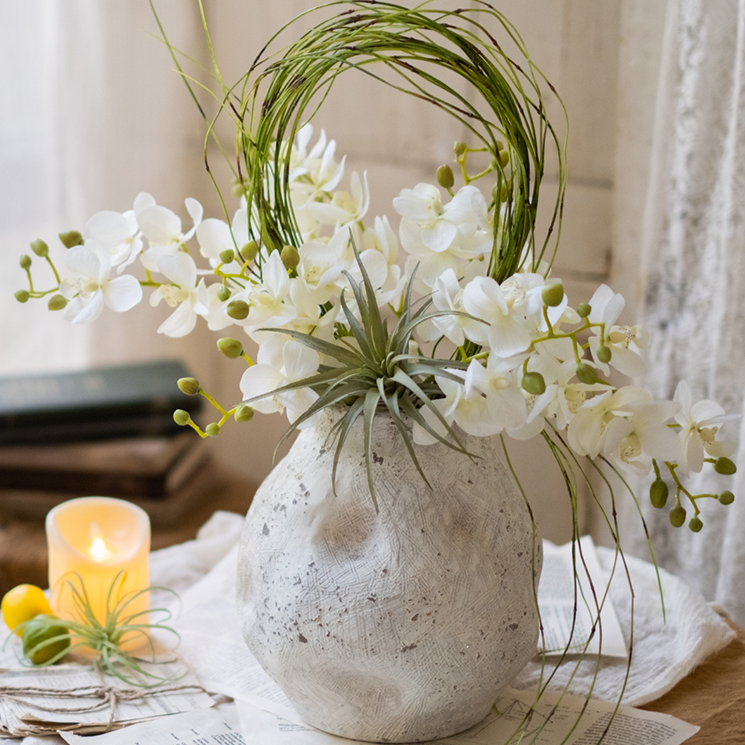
[149,252,207,337]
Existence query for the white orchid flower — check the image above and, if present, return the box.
[297,234,349,305]
[465,357,527,432]
[59,241,142,324]
[244,250,297,331]
[673,380,739,476]
[362,216,406,307]
[461,275,532,357]
[149,252,207,337]
[602,400,681,474]
[567,385,652,459]
[240,340,320,427]
[307,171,370,229]
[289,128,346,207]
[85,209,142,271]
[195,206,249,273]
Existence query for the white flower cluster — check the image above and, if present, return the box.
[41,126,737,484]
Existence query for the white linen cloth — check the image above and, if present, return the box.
[8,511,735,744]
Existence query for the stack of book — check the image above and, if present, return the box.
[0,360,212,525]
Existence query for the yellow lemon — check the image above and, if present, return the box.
[1,584,52,637]
[22,615,70,665]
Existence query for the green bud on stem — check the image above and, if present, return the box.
[19,254,32,270]
[173,409,191,426]
[205,423,221,437]
[217,285,231,303]
[281,245,300,270]
[541,283,564,307]
[234,404,254,423]
[240,240,259,262]
[177,377,201,396]
[669,504,687,528]
[576,302,592,318]
[719,490,735,505]
[47,294,68,311]
[453,141,467,158]
[227,300,249,320]
[714,456,737,475]
[58,230,83,248]
[689,516,703,533]
[521,371,546,396]
[597,345,612,364]
[575,363,598,385]
[498,149,510,168]
[14,290,30,303]
[219,249,235,265]
[30,239,49,257]
[217,337,244,359]
[436,165,454,189]
[649,479,669,509]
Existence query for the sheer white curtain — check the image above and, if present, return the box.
[619,0,745,625]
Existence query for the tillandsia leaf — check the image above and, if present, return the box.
[339,290,374,360]
[258,327,365,367]
[363,388,382,512]
[332,397,366,495]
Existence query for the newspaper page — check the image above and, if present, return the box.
[60,705,244,745]
[538,536,627,658]
[236,687,698,745]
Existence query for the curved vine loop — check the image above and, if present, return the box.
[222,0,567,284]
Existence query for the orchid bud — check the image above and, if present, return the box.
[217,285,231,302]
[219,249,235,265]
[649,479,668,509]
[231,178,247,198]
[19,254,32,270]
[234,404,254,423]
[498,182,510,202]
[453,141,467,157]
[205,423,221,437]
[541,283,563,307]
[719,490,735,505]
[30,239,49,257]
[597,345,612,364]
[14,290,29,303]
[521,371,546,396]
[575,363,598,385]
[281,245,300,270]
[669,504,686,528]
[177,377,201,396]
[59,230,83,248]
[688,516,703,533]
[576,303,591,318]
[436,165,454,189]
[240,240,259,262]
[217,337,243,359]
[499,149,510,168]
[714,456,737,475]
[227,300,249,320]
[47,294,68,311]
[173,409,191,426]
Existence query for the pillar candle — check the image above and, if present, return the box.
[46,496,150,629]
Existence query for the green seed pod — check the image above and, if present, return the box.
[575,363,599,385]
[521,371,546,396]
[227,300,250,321]
[14,289,30,303]
[541,283,564,307]
[597,345,612,364]
[58,230,83,248]
[173,409,191,426]
[219,249,235,265]
[453,141,467,157]
[206,423,221,438]
[499,182,510,202]
[234,404,254,423]
[499,149,510,168]
[649,479,669,509]
[719,490,735,505]
[177,377,201,396]
[231,178,247,198]
[436,164,455,190]
[217,285,231,303]
[19,254,32,270]
[689,516,703,533]
[714,456,737,475]
[240,240,259,262]
[217,337,244,359]
[30,239,49,257]
[576,302,592,318]
[669,504,687,528]
[280,244,300,270]
[47,294,68,311]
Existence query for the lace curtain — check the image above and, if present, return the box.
[621,0,745,625]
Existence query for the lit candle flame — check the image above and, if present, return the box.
[90,536,109,561]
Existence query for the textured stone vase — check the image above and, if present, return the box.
[237,410,542,742]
